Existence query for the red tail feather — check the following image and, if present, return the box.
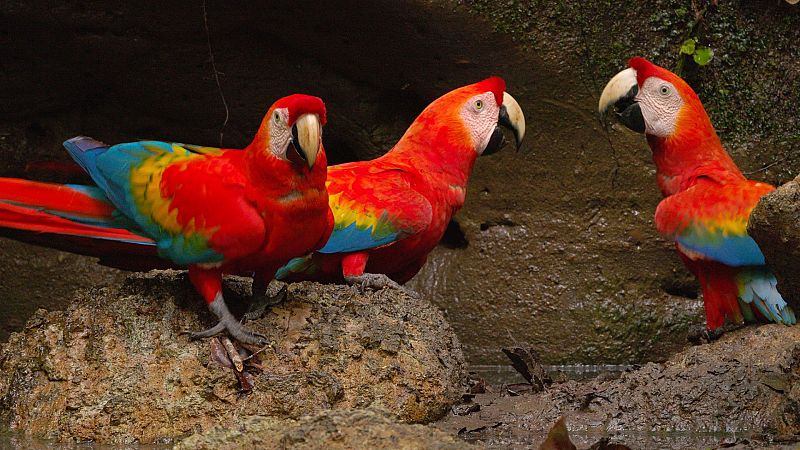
[681,253,743,329]
[0,178,114,220]
[0,202,143,242]
[701,266,743,330]
[0,179,169,271]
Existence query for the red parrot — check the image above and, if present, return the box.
[0,79,524,302]
[0,94,333,344]
[274,77,525,289]
[599,57,795,331]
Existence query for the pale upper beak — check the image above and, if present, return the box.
[290,113,322,169]
[499,92,526,151]
[598,67,645,133]
[484,91,527,155]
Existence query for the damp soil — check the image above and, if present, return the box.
[436,324,800,449]
[4,281,799,449]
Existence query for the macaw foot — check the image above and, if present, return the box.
[344,273,419,298]
[244,280,288,321]
[188,295,268,346]
[686,324,725,345]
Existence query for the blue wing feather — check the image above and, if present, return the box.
[63,137,174,220]
[63,137,224,265]
[676,232,766,267]
[317,221,399,254]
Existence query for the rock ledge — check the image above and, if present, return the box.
[0,271,466,444]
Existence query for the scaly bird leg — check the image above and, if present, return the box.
[187,266,268,346]
[344,273,419,298]
[244,275,288,321]
[190,320,226,338]
[188,293,268,345]
[341,253,419,297]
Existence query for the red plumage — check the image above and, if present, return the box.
[614,57,795,329]
[278,77,515,285]
[0,94,333,344]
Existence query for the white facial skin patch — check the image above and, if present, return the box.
[637,77,684,138]
[460,92,501,154]
[269,108,292,159]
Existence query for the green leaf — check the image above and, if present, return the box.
[693,47,714,65]
[680,38,696,55]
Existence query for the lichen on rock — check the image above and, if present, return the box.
[0,271,466,444]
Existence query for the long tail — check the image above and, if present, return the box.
[694,262,744,330]
[681,255,795,329]
[0,178,168,271]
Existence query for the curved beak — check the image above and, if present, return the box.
[289,113,321,169]
[499,92,526,151]
[598,67,645,133]
[484,91,527,155]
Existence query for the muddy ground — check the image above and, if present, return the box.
[1,1,799,367]
[2,272,800,448]
[175,409,469,450]
[436,324,800,449]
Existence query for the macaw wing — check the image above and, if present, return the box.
[64,137,264,265]
[318,166,432,254]
[177,143,225,156]
[654,179,774,267]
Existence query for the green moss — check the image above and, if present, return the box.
[459,0,800,144]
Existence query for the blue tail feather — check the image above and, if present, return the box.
[738,270,796,325]
[62,137,121,206]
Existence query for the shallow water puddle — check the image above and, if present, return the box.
[0,432,171,450]
[455,364,766,449]
[470,363,636,385]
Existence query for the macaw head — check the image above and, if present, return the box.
[255,94,327,169]
[403,77,526,157]
[598,57,714,141]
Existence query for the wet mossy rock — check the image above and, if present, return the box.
[439,324,800,448]
[174,408,471,450]
[0,271,466,444]
[749,175,800,311]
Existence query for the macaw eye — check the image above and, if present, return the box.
[659,85,671,96]
[474,99,483,111]
[273,112,281,124]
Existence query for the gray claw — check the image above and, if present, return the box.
[188,294,268,346]
[244,280,288,321]
[344,273,419,298]
[188,321,226,339]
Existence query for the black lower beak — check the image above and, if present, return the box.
[482,127,506,156]
[613,85,645,134]
[498,104,523,151]
[287,123,308,166]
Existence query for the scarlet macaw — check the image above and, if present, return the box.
[0,94,333,344]
[275,77,525,290]
[598,57,795,331]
